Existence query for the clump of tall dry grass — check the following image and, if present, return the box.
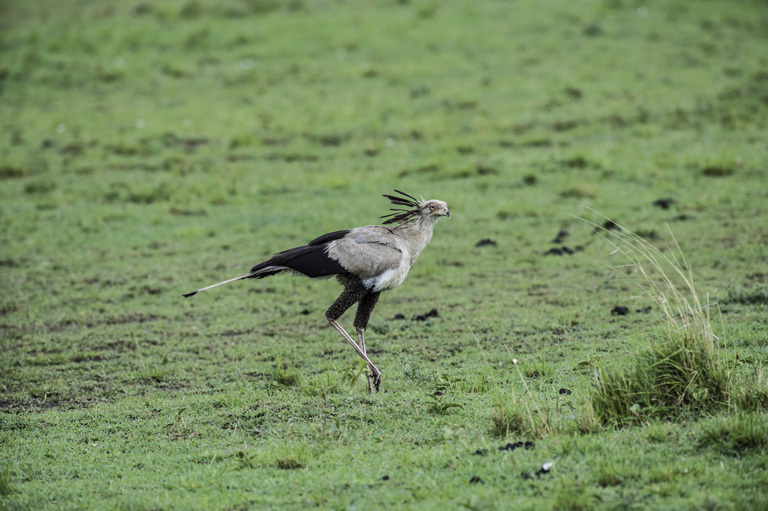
[586,217,733,426]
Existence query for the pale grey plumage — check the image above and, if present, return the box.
[326,227,403,287]
[182,190,450,393]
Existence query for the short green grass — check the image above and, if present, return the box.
[2,0,768,509]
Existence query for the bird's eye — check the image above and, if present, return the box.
[429,205,436,211]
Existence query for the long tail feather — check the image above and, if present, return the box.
[182,272,255,297]
[183,230,351,298]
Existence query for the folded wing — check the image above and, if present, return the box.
[249,229,351,279]
[325,226,403,282]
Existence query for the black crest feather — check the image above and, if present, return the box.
[381,189,422,224]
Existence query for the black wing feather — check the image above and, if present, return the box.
[249,230,350,278]
[307,230,351,246]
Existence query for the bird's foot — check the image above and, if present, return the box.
[365,370,381,394]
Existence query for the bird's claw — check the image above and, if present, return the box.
[365,371,382,394]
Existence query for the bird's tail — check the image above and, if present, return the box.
[181,265,289,297]
[181,272,256,298]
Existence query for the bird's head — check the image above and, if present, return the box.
[420,199,450,220]
[381,190,450,225]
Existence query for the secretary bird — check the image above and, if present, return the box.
[182,190,450,393]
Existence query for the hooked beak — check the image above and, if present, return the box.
[445,208,451,219]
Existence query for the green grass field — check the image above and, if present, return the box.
[2,0,768,509]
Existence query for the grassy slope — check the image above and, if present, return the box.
[1,0,767,509]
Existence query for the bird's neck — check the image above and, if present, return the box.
[393,216,437,264]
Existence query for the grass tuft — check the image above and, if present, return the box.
[135,367,167,384]
[595,465,623,488]
[427,377,463,415]
[0,466,14,497]
[301,372,342,397]
[272,353,300,387]
[698,413,768,455]
[269,442,309,470]
[492,363,555,439]
[0,164,26,179]
[591,332,730,425]
[275,457,304,470]
[491,402,521,438]
[587,218,732,426]
[732,370,768,413]
[575,398,600,435]
[724,285,768,305]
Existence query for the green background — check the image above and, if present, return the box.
[2,0,767,509]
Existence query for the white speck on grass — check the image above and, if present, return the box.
[56,123,66,133]
[512,358,518,364]
[114,56,125,67]
[136,118,146,128]
[637,6,649,17]
[385,137,395,147]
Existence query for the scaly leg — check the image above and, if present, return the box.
[328,319,381,392]
[326,279,382,393]
[354,291,381,392]
[357,328,373,394]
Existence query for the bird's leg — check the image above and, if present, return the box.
[326,280,382,393]
[328,319,382,393]
[354,292,381,392]
[356,329,372,394]
[357,329,366,354]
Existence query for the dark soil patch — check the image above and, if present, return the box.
[499,441,534,451]
[551,229,569,244]
[0,165,26,179]
[611,305,630,316]
[220,328,255,337]
[701,165,735,177]
[652,198,676,209]
[475,238,497,247]
[391,309,439,321]
[414,309,438,321]
[593,220,621,234]
[544,246,574,256]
